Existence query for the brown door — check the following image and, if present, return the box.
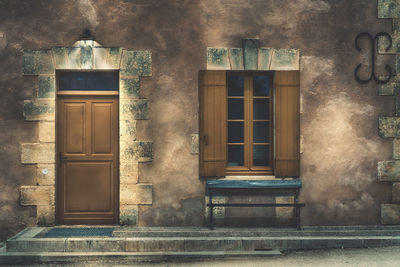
[57,96,119,224]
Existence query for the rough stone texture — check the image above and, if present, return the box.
[378,160,400,181]
[397,55,400,74]
[379,117,400,138]
[206,48,230,70]
[381,204,400,224]
[392,183,400,203]
[396,96,400,117]
[52,47,68,69]
[242,38,259,70]
[93,47,121,69]
[120,99,149,120]
[23,50,54,75]
[23,100,55,121]
[20,143,55,164]
[36,205,55,226]
[229,48,243,70]
[270,49,300,70]
[120,141,153,162]
[377,34,400,54]
[66,238,125,252]
[258,47,274,70]
[120,50,152,76]
[275,196,294,221]
[378,82,398,95]
[394,19,400,34]
[79,40,94,69]
[126,239,185,252]
[20,186,55,206]
[36,164,55,185]
[120,184,153,205]
[378,0,400,18]
[394,139,400,160]
[134,141,154,162]
[38,122,55,143]
[66,47,81,69]
[120,76,140,99]
[119,119,137,140]
[191,134,199,154]
[37,76,55,98]
[120,205,139,225]
[120,161,139,184]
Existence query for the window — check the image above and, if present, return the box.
[57,71,119,91]
[199,70,300,177]
[226,73,273,175]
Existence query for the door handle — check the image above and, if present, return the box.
[202,135,208,145]
[59,152,67,164]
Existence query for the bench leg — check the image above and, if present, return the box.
[295,189,301,230]
[209,194,214,230]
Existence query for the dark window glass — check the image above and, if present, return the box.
[253,145,269,166]
[253,99,269,120]
[228,122,244,143]
[228,75,244,96]
[228,145,244,166]
[228,99,244,120]
[58,72,119,91]
[253,122,270,143]
[253,75,270,96]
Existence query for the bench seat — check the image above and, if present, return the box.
[206,179,302,189]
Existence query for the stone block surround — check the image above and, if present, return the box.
[377,0,400,225]
[20,40,153,226]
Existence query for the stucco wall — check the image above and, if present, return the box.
[0,0,394,241]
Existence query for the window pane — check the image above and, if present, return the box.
[228,122,244,143]
[228,145,244,166]
[253,99,269,120]
[253,122,270,143]
[59,72,119,91]
[228,99,244,119]
[253,145,270,166]
[228,75,244,96]
[253,75,270,96]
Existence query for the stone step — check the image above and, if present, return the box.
[0,250,282,265]
[113,229,400,237]
[5,227,400,254]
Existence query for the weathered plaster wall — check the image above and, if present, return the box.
[0,0,395,240]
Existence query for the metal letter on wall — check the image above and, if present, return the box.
[354,32,392,84]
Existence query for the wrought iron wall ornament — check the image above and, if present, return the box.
[354,32,392,84]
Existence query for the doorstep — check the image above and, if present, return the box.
[2,226,400,264]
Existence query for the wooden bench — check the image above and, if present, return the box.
[205,179,305,230]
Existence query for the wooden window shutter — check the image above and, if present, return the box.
[199,70,227,177]
[274,71,300,177]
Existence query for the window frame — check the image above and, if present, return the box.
[226,71,274,176]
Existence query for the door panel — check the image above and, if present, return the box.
[57,96,118,224]
[65,103,85,154]
[92,103,112,154]
[65,162,112,212]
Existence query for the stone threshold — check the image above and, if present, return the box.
[3,226,400,264]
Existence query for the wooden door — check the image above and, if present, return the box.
[57,96,119,224]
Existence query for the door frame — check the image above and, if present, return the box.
[56,71,120,225]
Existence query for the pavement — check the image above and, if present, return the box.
[1,247,399,266]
